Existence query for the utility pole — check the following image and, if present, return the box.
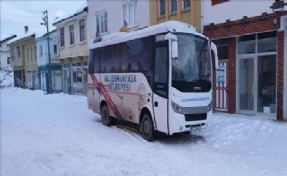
[41,10,51,94]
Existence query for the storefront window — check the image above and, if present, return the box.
[73,62,83,94]
[51,70,62,93]
[64,63,72,94]
[238,34,255,54]
[257,31,277,53]
[257,55,276,113]
[41,70,46,91]
[84,62,88,94]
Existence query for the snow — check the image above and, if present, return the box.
[91,21,205,49]
[0,70,13,88]
[1,87,287,175]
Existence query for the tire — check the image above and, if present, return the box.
[140,113,156,141]
[111,117,117,125]
[101,105,112,126]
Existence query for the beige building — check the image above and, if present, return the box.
[8,27,38,89]
[53,6,88,95]
[150,0,202,32]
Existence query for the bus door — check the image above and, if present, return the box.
[153,41,169,133]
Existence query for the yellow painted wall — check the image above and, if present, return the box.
[149,0,202,32]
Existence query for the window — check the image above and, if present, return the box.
[212,0,229,6]
[96,11,108,36]
[39,45,43,57]
[154,45,168,97]
[213,38,229,60]
[182,0,190,10]
[79,19,86,42]
[16,46,20,57]
[158,0,165,16]
[54,44,57,54]
[123,0,137,27]
[170,0,177,13]
[69,24,74,45]
[30,47,33,60]
[238,34,255,54]
[72,62,82,94]
[60,27,65,47]
[257,31,277,53]
[7,57,11,64]
[27,48,29,61]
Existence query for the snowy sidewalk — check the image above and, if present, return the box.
[1,88,287,176]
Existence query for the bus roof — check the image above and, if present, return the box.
[90,21,207,49]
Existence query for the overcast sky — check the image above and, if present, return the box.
[0,0,86,40]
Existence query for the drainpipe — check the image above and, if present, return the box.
[201,0,204,33]
[280,15,287,120]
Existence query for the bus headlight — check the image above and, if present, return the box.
[171,102,182,114]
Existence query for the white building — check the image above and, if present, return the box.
[202,0,275,27]
[87,0,150,45]
[0,35,16,71]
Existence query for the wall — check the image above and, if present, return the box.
[0,41,12,71]
[88,0,150,46]
[36,31,58,66]
[204,11,287,120]
[283,17,287,120]
[150,0,201,31]
[56,12,88,59]
[203,0,274,26]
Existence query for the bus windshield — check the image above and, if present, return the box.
[172,33,212,92]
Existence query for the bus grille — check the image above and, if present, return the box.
[185,113,207,121]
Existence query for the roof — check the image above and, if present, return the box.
[7,32,36,45]
[0,35,17,44]
[90,21,207,49]
[52,5,87,26]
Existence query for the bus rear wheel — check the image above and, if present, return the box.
[101,105,113,126]
[140,113,156,141]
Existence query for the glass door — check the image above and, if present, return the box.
[238,57,255,114]
[257,55,276,113]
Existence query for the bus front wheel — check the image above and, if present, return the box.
[140,114,156,141]
[101,105,113,126]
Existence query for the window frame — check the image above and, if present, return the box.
[60,27,65,47]
[123,0,138,28]
[79,19,86,42]
[96,11,108,36]
[69,24,75,45]
[158,0,166,17]
[170,0,177,14]
[182,0,191,10]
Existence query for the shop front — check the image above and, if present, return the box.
[62,57,88,95]
[237,32,277,117]
[204,11,287,120]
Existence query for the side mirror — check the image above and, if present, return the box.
[210,42,219,69]
[171,40,178,59]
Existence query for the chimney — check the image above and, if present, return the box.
[24,26,28,34]
[270,0,287,12]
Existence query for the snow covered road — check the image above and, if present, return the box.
[1,88,287,176]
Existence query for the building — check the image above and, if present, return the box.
[8,26,38,89]
[203,0,287,120]
[0,35,16,71]
[36,30,62,93]
[53,6,88,95]
[149,0,202,32]
[87,0,150,45]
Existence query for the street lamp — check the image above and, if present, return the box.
[41,10,52,94]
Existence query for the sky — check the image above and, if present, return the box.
[0,0,86,40]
